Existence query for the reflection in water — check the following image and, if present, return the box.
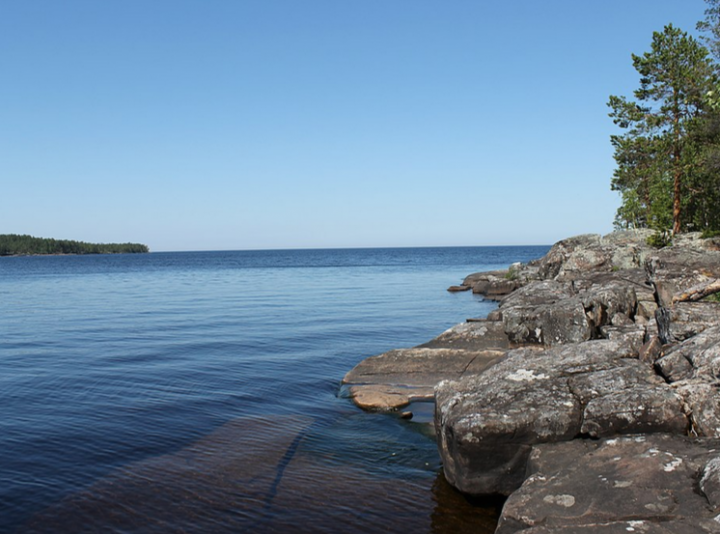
[23,416,501,533]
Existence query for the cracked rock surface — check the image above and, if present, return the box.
[496,434,720,534]
[435,339,688,496]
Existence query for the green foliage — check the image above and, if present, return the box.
[701,228,720,238]
[703,292,720,302]
[646,231,673,249]
[698,0,720,59]
[0,234,149,256]
[608,24,720,234]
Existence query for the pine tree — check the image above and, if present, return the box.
[608,24,717,233]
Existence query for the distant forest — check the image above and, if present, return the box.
[0,234,149,256]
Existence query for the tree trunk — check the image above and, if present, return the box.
[672,91,682,235]
[673,163,682,234]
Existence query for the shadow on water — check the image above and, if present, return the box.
[21,415,502,534]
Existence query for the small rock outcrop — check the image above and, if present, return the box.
[344,230,720,533]
[342,320,509,411]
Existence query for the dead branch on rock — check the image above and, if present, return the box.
[671,278,720,303]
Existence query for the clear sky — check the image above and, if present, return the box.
[0,1,710,251]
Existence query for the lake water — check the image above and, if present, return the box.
[0,246,548,533]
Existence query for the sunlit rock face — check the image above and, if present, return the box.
[496,434,720,534]
[435,339,688,496]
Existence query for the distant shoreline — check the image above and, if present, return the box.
[1,251,149,258]
[0,234,149,256]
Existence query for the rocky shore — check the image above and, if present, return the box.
[343,230,720,533]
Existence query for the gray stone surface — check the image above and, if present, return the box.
[501,298,592,346]
[496,434,720,534]
[435,340,687,496]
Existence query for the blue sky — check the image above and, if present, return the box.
[0,1,710,251]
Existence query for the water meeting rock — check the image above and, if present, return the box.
[345,230,720,532]
[342,320,510,411]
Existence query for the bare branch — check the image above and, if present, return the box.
[672,278,720,303]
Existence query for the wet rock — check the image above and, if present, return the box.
[484,279,521,299]
[343,345,506,412]
[347,384,426,411]
[463,270,514,296]
[496,434,720,534]
[447,285,471,292]
[24,415,497,534]
[463,270,508,288]
[343,319,513,412]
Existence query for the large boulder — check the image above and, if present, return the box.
[497,272,644,346]
[435,340,687,496]
[533,232,654,281]
[498,280,574,309]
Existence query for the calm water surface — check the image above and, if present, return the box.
[0,246,548,533]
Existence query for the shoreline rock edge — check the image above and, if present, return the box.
[344,230,720,533]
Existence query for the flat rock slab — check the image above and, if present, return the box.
[344,346,505,411]
[418,320,511,351]
[497,434,720,534]
[343,320,511,411]
[347,384,436,410]
[447,285,472,292]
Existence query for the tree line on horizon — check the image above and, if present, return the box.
[0,234,149,256]
[609,0,720,239]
